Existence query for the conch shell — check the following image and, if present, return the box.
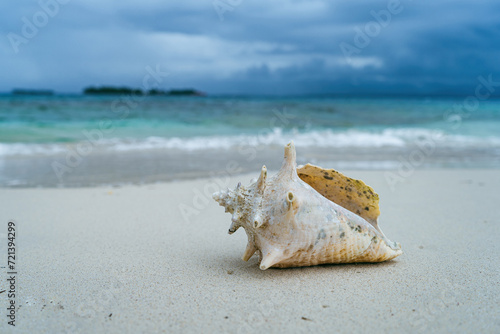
[213,142,402,270]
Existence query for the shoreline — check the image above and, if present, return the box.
[1,145,499,188]
[1,165,500,189]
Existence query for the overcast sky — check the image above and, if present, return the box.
[1,0,499,95]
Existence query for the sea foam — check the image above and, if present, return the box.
[1,127,500,157]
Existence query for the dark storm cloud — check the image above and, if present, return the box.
[1,0,499,95]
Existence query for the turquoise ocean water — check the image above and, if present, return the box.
[0,94,499,186]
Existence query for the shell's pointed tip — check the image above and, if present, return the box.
[260,165,267,177]
[255,165,267,193]
[281,141,297,172]
[259,166,267,179]
[284,141,297,157]
[259,251,282,270]
[212,190,228,201]
[242,242,257,261]
[212,191,221,201]
[228,219,240,234]
[259,261,275,270]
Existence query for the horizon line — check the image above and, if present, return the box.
[1,91,500,99]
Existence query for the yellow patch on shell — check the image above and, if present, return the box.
[297,163,381,231]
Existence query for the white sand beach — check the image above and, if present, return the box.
[0,169,499,333]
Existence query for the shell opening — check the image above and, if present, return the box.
[287,191,294,203]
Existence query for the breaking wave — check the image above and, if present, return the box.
[1,127,500,157]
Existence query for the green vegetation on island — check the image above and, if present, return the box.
[12,89,54,96]
[83,86,205,96]
[83,87,144,95]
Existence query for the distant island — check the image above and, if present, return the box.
[83,86,205,96]
[12,89,54,96]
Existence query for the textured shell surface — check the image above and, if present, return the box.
[213,142,402,270]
